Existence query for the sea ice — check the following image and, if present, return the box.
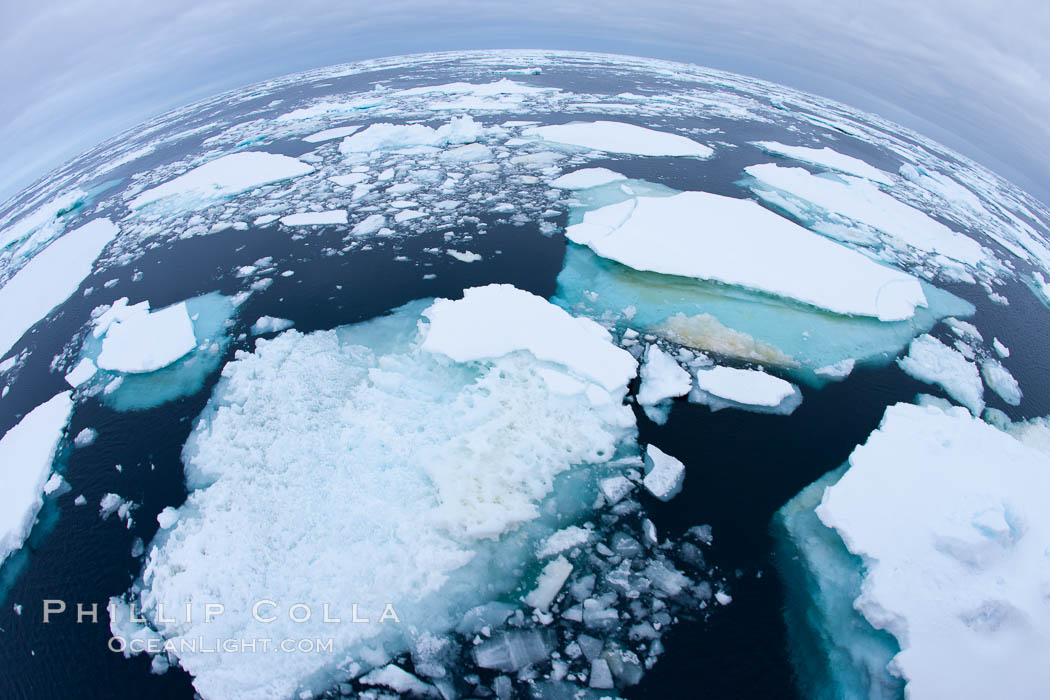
[642,445,685,501]
[752,142,894,184]
[302,125,362,143]
[549,168,628,190]
[565,190,927,321]
[523,121,713,158]
[523,556,574,611]
[129,152,314,211]
[812,403,1050,699]
[897,334,984,415]
[339,116,484,154]
[250,316,294,336]
[279,210,348,226]
[446,249,482,263]
[636,345,691,424]
[0,391,72,566]
[0,218,118,359]
[979,358,1021,406]
[96,301,197,374]
[692,365,801,414]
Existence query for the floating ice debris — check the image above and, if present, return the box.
[42,473,68,497]
[422,284,637,393]
[473,630,554,672]
[752,142,894,184]
[96,301,197,374]
[302,125,362,143]
[73,495,87,506]
[565,191,927,321]
[993,337,1010,358]
[350,214,386,236]
[945,316,983,342]
[99,493,133,522]
[279,210,348,226]
[339,115,484,154]
[536,526,592,558]
[359,665,439,697]
[156,507,179,530]
[129,152,314,211]
[0,218,118,359]
[524,121,713,158]
[897,334,984,415]
[802,403,1050,699]
[814,358,855,380]
[73,428,97,448]
[524,556,574,611]
[691,365,801,414]
[642,445,685,501]
[0,392,72,566]
[439,143,493,163]
[446,249,482,263]
[636,346,692,425]
[64,357,98,387]
[250,316,294,336]
[0,187,85,252]
[745,164,989,269]
[549,168,628,190]
[979,358,1021,406]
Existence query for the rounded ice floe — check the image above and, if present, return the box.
[129,152,315,211]
[565,191,927,322]
[523,121,713,158]
[250,316,294,336]
[897,334,984,415]
[692,365,799,411]
[815,402,1050,700]
[421,284,637,393]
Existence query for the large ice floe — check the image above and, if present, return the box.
[523,121,713,158]
[752,141,895,185]
[897,333,984,415]
[0,391,73,566]
[0,218,117,359]
[691,365,802,415]
[775,402,1050,700]
[114,285,723,699]
[72,293,235,411]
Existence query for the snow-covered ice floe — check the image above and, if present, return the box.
[897,333,984,415]
[0,218,117,359]
[691,365,802,415]
[751,141,894,185]
[73,292,235,411]
[775,402,1050,699]
[0,392,73,567]
[113,285,727,699]
[553,178,973,386]
[523,121,714,158]
[636,345,692,424]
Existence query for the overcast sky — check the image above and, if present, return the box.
[1,0,1047,205]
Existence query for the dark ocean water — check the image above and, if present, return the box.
[1,59,1049,700]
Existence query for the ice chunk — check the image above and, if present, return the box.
[73,427,97,448]
[549,168,628,190]
[302,125,361,143]
[339,116,483,154]
[64,357,98,387]
[359,665,439,697]
[96,301,197,374]
[636,346,691,409]
[0,391,73,565]
[421,285,637,393]
[0,218,118,359]
[156,507,179,530]
[129,152,314,211]
[250,316,294,336]
[598,476,634,505]
[813,403,1050,699]
[898,334,984,415]
[589,658,615,689]
[279,210,347,226]
[814,358,855,380]
[745,164,989,268]
[350,214,386,237]
[993,338,1010,358]
[692,366,800,412]
[980,358,1021,406]
[523,556,573,611]
[536,526,592,558]
[446,249,482,263]
[524,121,713,158]
[473,630,553,672]
[642,445,685,502]
[565,191,926,321]
[752,142,894,184]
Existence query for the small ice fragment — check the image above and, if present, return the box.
[523,556,573,611]
[74,428,98,448]
[250,316,294,336]
[642,445,685,501]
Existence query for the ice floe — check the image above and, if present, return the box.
[302,124,361,143]
[279,210,348,226]
[752,141,894,184]
[250,316,293,336]
[691,365,801,414]
[636,345,692,424]
[787,402,1050,699]
[642,444,685,501]
[979,358,1021,406]
[565,190,927,321]
[128,152,314,211]
[0,391,73,566]
[0,218,117,359]
[897,334,984,415]
[549,168,628,190]
[524,121,713,157]
[96,301,197,374]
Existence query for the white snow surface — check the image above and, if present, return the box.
[339,115,484,154]
[0,218,117,359]
[129,152,314,210]
[694,366,796,407]
[302,125,361,143]
[636,345,692,406]
[980,358,1022,406]
[549,168,627,190]
[524,121,713,158]
[746,164,988,267]
[250,316,294,336]
[421,285,637,393]
[642,444,685,501]
[0,391,73,565]
[131,296,637,700]
[897,334,984,415]
[817,402,1050,700]
[96,301,197,374]
[565,192,927,321]
[279,210,348,226]
[752,142,894,184]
